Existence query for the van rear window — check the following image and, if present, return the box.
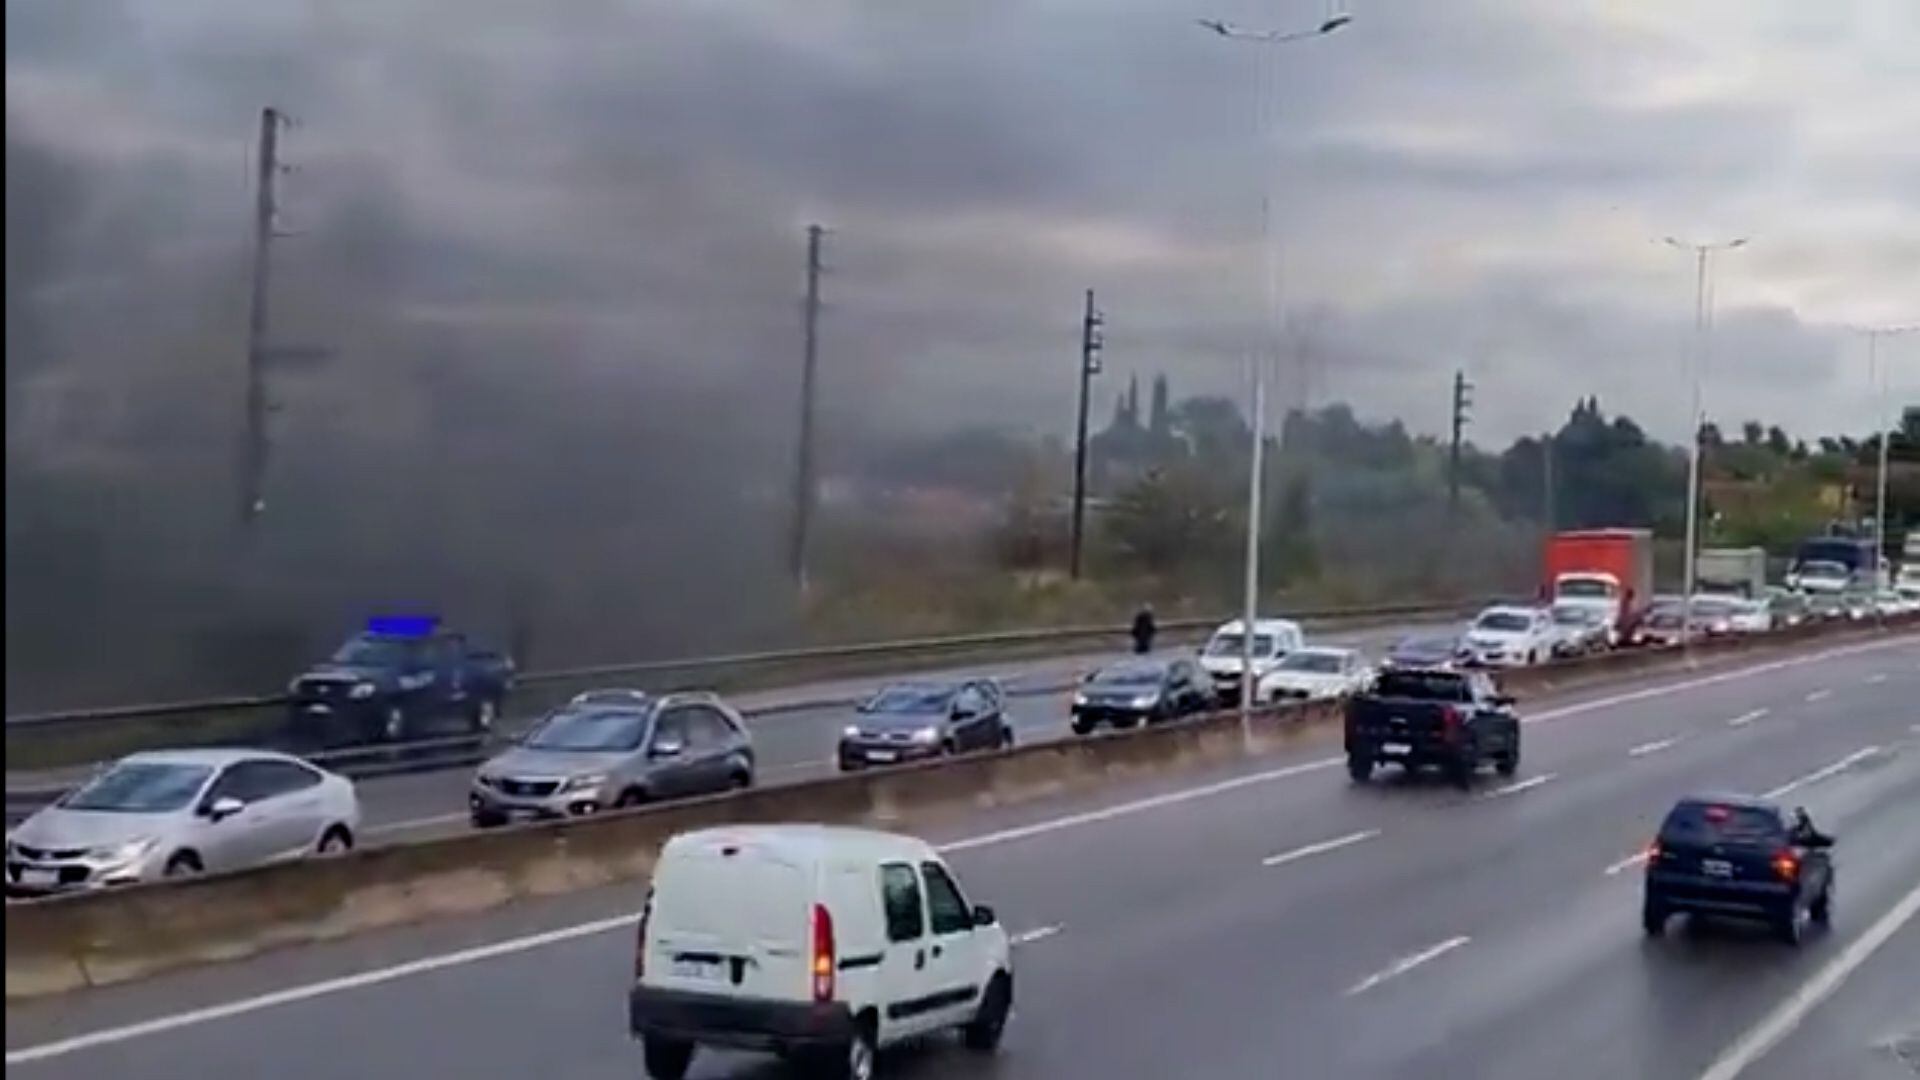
[1659,802,1784,846]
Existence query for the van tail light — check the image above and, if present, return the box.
[810,903,836,1002]
[1644,840,1661,864]
[1772,850,1800,883]
[633,892,653,980]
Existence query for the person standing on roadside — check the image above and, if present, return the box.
[1130,603,1157,655]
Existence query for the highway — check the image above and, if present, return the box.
[7,634,1916,1080]
[342,619,1452,843]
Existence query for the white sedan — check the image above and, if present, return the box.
[1257,646,1372,702]
[1461,605,1557,668]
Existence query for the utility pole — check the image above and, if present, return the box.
[240,106,285,524]
[1542,430,1556,530]
[1449,369,1473,517]
[1069,289,1104,579]
[789,224,825,592]
[1857,324,1919,583]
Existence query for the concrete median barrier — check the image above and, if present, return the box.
[7,617,1913,1001]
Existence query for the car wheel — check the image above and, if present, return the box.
[1777,901,1809,946]
[383,706,407,742]
[615,788,649,809]
[468,697,498,734]
[1347,755,1374,783]
[808,1020,877,1080]
[1071,718,1093,736]
[642,1036,695,1080]
[1810,883,1832,927]
[317,825,354,856]
[469,810,507,830]
[728,768,753,791]
[1641,898,1668,938]
[999,725,1015,750]
[941,739,958,757]
[163,851,203,878]
[962,971,1013,1052]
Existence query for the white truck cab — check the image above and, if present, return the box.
[1551,572,1624,645]
[1198,618,1306,701]
[630,825,1012,1080]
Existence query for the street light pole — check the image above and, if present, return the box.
[1663,235,1747,647]
[1856,324,1919,582]
[1199,11,1351,731]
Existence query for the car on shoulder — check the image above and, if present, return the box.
[629,825,1012,1080]
[469,690,753,828]
[1256,646,1371,703]
[1070,657,1215,734]
[838,679,1013,771]
[6,748,359,895]
[1195,618,1305,705]
[1642,794,1834,945]
[1379,633,1463,671]
[1460,605,1555,667]
[1343,667,1521,789]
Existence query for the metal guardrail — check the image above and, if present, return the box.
[5,601,1466,730]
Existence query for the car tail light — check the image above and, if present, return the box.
[1644,839,1661,864]
[633,890,653,979]
[811,903,836,1002]
[1772,850,1800,882]
[1440,706,1463,741]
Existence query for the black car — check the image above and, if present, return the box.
[1344,667,1520,788]
[1070,658,1215,734]
[1379,634,1463,671]
[286,617,516,747]
[838,679,1012,770]
[1643,794,1835,945]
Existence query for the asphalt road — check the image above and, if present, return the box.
[8,633,1916,1080]
[347,620,1453,843]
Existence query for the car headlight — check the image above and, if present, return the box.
[1130,694,1159,709]
[561,773,608,793]
[92,837,158,864]
[349,682,377,700]
[911,726,941,745]
[1071,692,1089,707]
[842,724,862,739]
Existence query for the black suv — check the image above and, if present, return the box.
[1643,794,1835,945]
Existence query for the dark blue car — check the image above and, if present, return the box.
[1642,794,1834,945]
[287,617,516,747]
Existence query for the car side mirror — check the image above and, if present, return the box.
[972,904,997,927]
[650,734,685,758]
[203,796,246,822]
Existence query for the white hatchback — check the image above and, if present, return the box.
[629,825,1013,1080]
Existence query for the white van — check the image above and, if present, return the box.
[1197,618,1306,701]
[629,825,1013,1080]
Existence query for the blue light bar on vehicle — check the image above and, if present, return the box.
[365,615,440,638]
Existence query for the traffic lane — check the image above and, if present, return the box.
[10,641,1906,1076]
[1736,915,1920,1080]
[348,620,1458,841]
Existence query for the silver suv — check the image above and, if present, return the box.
[468,690,754,827]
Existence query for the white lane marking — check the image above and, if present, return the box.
[10,637,1914,1065]
[363,812,466,838]
[1728,708,1768,728]
[1262,829,1381,868]
[1805,688,1833,703]
[1482,773,1557,800]
[762,757,836,777]
[1764,746,1882,800]
[2,912,642,1066]
[1010,924,1063,947]
[1866,673,1888,684]
[1605,850,1652,876]
[1628,737,1679,757]
[937,756,1343,853]
[1695,876,1920,1080]
[1344,935,1472,997]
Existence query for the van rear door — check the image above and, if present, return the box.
[647,837,813,1000]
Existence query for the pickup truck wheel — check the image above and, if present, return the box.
[1811,882,1832,926]
[642,1037,694,1079]
[1347,755,1374,783]
[468,698,497,734]
[382,706,407,742]
[1495,748,1520,777]
[1642,899,1668,938]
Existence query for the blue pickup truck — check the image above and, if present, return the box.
[286,617,516,747]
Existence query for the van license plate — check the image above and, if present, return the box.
[1381,742,1412,756]
[671,958,722,981]
[1702,859,1733,878]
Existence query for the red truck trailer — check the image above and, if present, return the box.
[1541,529,1656,644]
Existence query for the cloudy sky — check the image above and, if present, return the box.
[7,0,1918,454]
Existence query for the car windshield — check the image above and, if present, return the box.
[1475,612,1531,632]
[1206,633,1276,657]
[1797,560,1848,578]
[1689,598,1734,617]
[1551,605,1597,625]
[1091,663,1164,687]
[522,707,650,751]
[1278,652,1342,673]
[60,761,214,813]
[1557,578,1615,599]
[329,635,416,667]
[863,685,955,714]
